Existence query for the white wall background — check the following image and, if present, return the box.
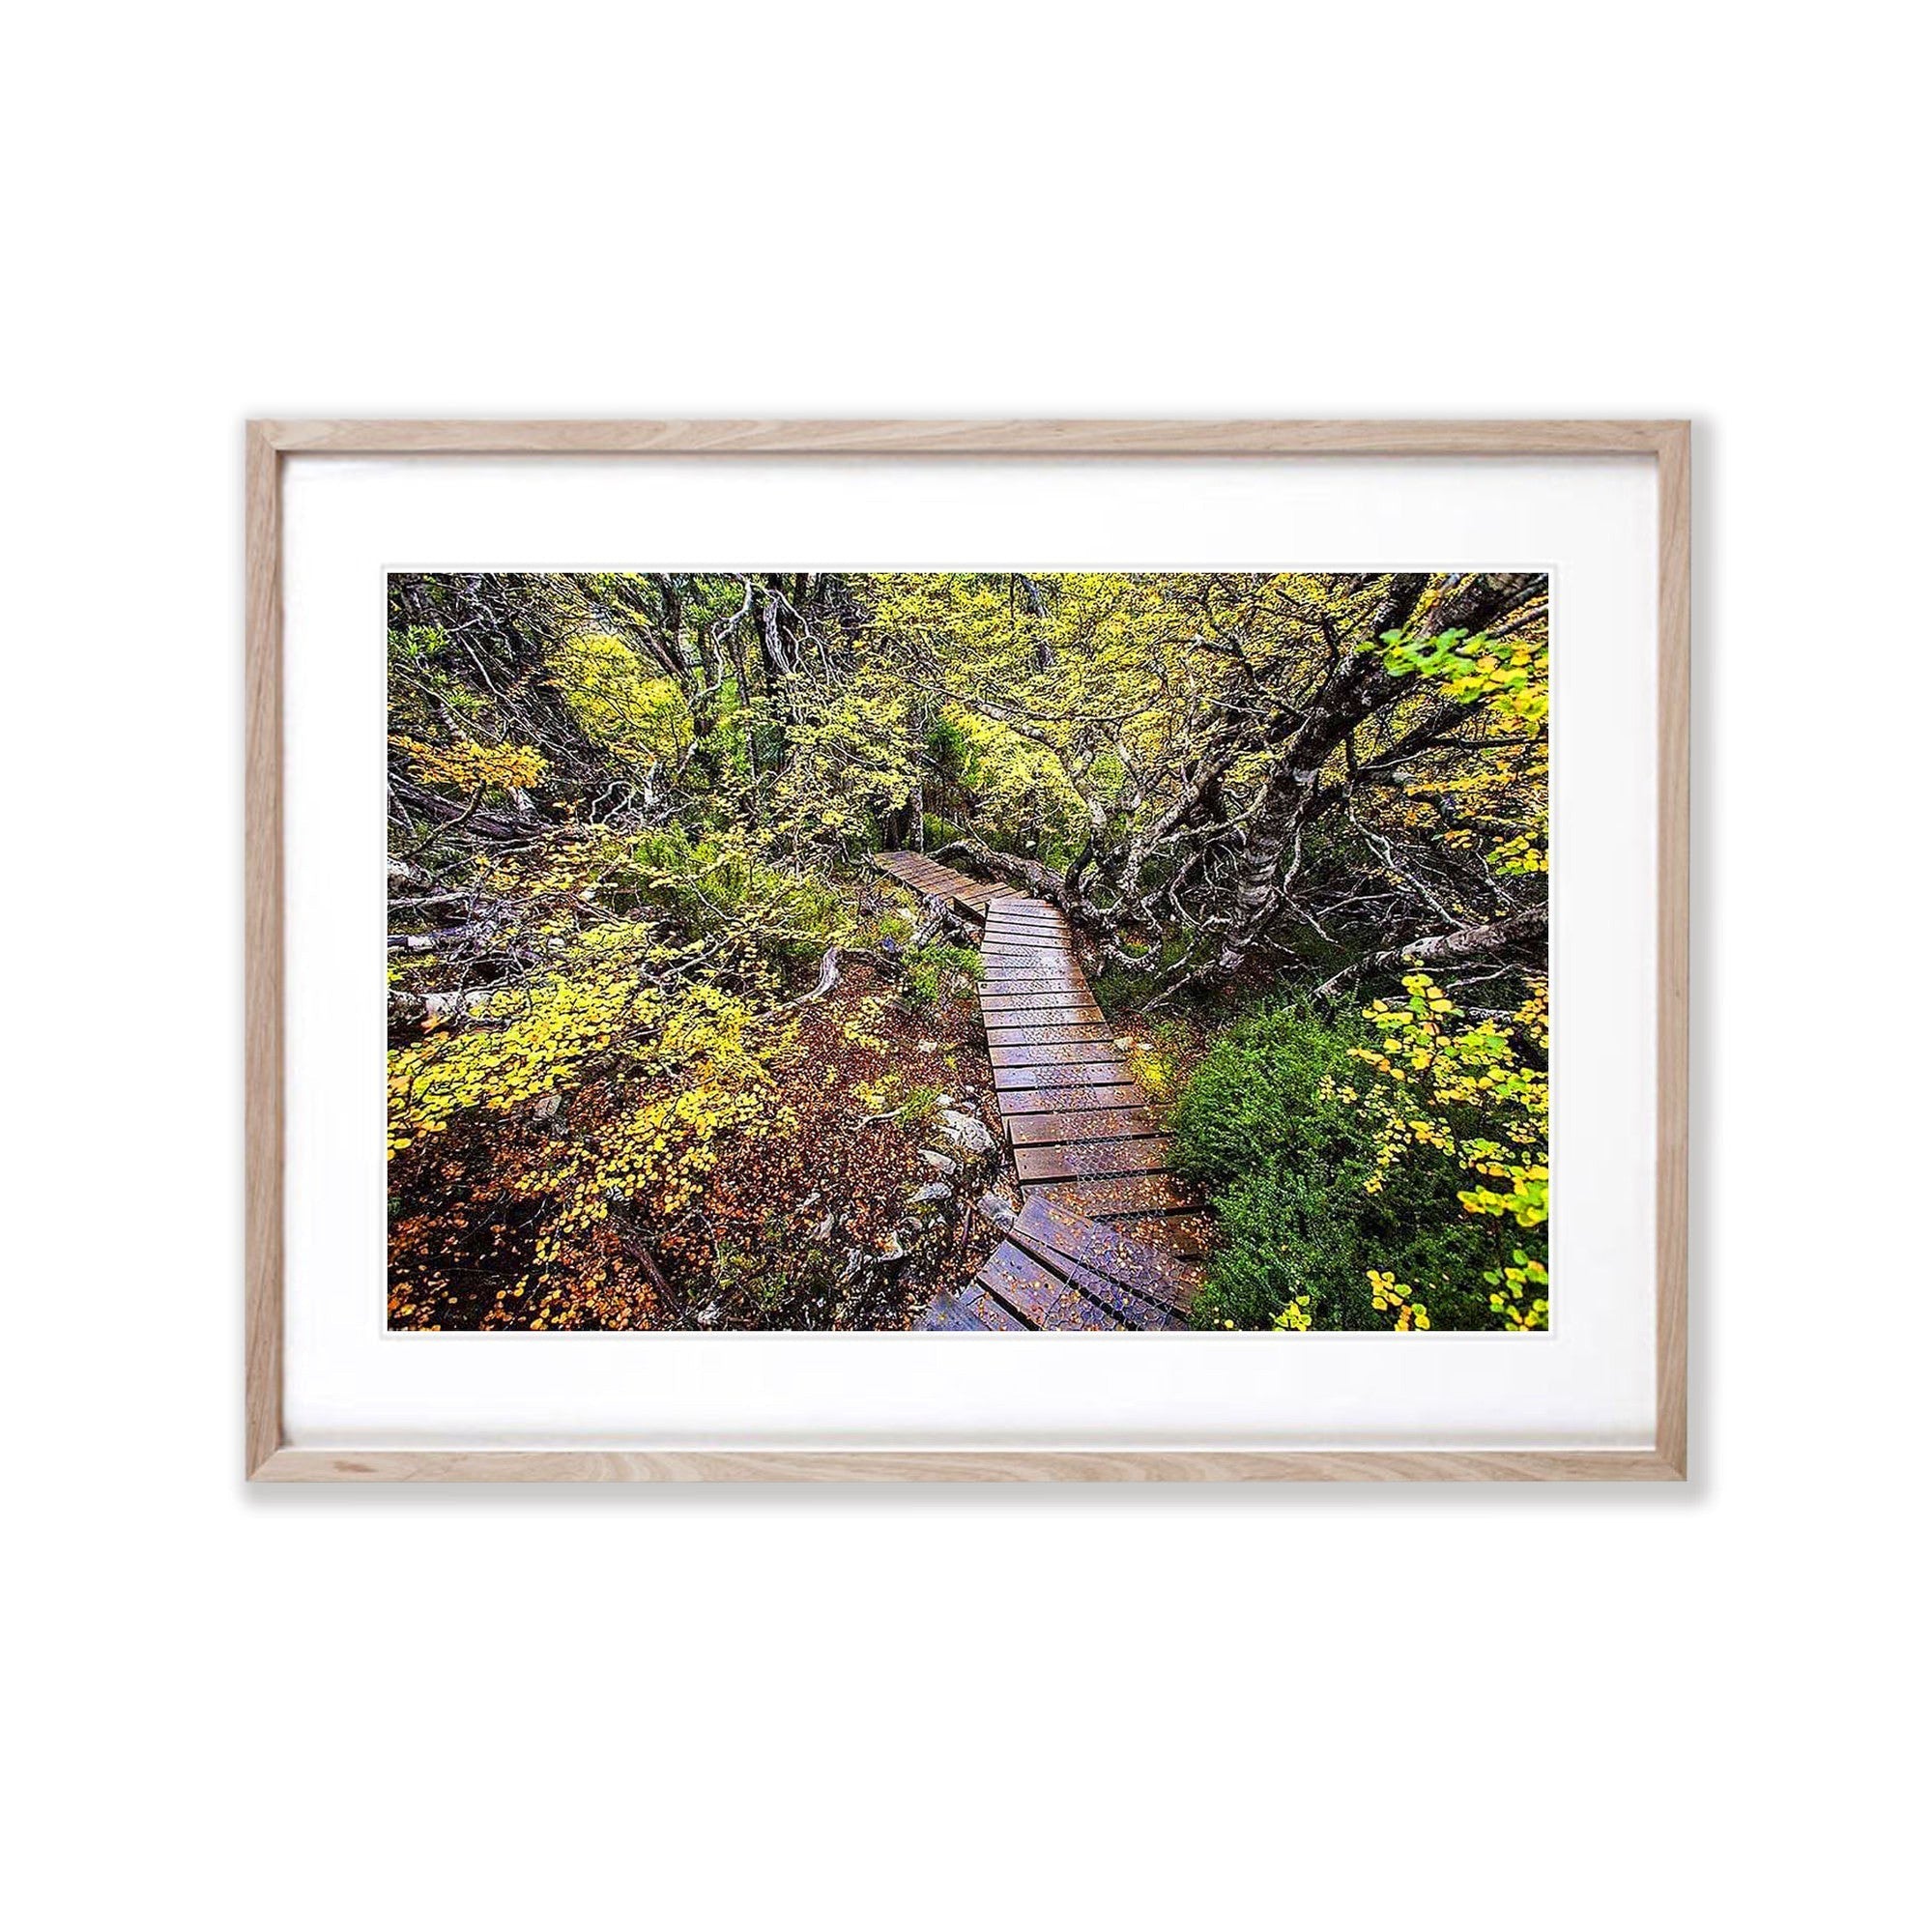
[7,5,1922,1929]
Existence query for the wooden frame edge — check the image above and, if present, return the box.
[245,422,284,1478]
[244,418,1690,1485]
[254,417,1684,457]
[252,1447,1685,1484]
[1655,422,1691,1479]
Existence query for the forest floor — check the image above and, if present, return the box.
[388,958,1004,1332]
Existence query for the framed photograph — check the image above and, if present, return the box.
[246,419,1688,1482]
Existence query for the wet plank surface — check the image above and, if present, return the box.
[983,1023,1116,1048]
[1013,1196,1203,1309]
[887,875,1211,1331]
[1024,1172,1199,1217]
[979,997,1107,1022]
[975,1243,1075,1326]
[869,850,1021,924]
[1013,1137,1175,1182]
[1109,1210,1216,1259]
[1005,1106,1165,1146]
[993,1058,1137,1091]
[997,1081,1147,1114]
[990,1039,1135,1068]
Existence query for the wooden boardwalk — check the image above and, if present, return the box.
[869,851,1208,1331]
[869,849,1018,925]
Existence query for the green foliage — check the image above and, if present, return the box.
[1331,972,1549,1328]
[1089,937,1196,1015]
[901,940,981,1010]
[920,812,969,851]
[548,630,694,765]
[1376,620,1549,878]
[1172,1000,1531,1332]
[620,826,847,963]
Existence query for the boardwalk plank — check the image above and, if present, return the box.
[975,1243,1090,1328]
[1014,1196,1203,1310]
[1013,1137,1175,1182]
[1006,1107,1164,1145]
[996,1081,1146,1114]
[998,1233,1180,1332]
[1023,1173,1199,1216]
[994,1059,1135,1090]
[991,1040,1132,1068]
[984,1023,1116,1048]
[1110,1211,1216,1259]
[979,997,1106,1021]
[914,1290,990,1331]
[918,1276,1027,1331]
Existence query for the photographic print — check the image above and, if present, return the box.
[387,570,1549,1335]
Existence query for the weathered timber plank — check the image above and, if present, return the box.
[1110,1211,1217,1260]
[993,1059,1135,1091]
[1013,1138,1176,1182]
[915,1291,988,1331]
[969,1286,1028,1331]
[1039,1286,1138,1332]
[1006,1107,1165,1146]
[975,1243,1078,1327]
[984,1023,1116,1048]
[1022,1172,1199,1216]
[981,1020,1105,1035]
[995,1081,1146,1114]
[1014,1196,1203,1309]
[990,1040,1128,1068]
[917,1281,1027,1331]
[877,859,975,896]
[978,996,1106,1020]
[994,1228,1179,1331]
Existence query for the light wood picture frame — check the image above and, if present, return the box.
[245,418,1689,1483]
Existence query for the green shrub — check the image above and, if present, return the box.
[1092,936,1220,1019]
[920,812,969,852]
[902,940,982,1009]
[619,829,844,965]
[1172,1002,1503,1332]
